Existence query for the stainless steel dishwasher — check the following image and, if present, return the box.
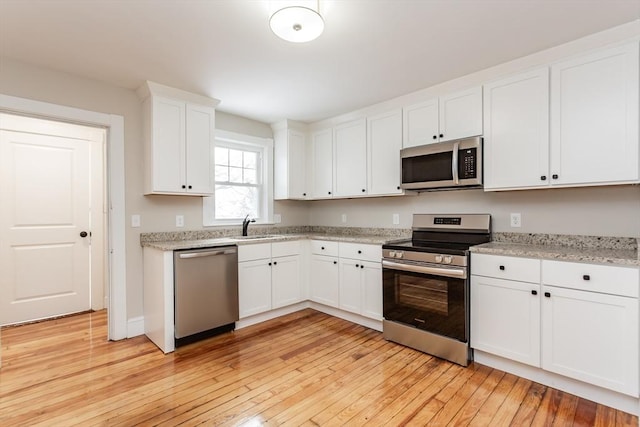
[174,246,239,346]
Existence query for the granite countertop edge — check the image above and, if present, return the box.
[142,233,410,251]
[470,242,640,267]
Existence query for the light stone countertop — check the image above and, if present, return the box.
[470,242,640,267]
[142,232,410,251]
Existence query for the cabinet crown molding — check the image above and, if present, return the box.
[136,80,220,108]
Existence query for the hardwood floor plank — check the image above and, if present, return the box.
[0,308,637,426]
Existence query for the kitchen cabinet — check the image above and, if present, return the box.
[138,81,219,196]
[367,109,403,196]
[550,42,639,186]
[483,42,639,191]
[333,119,368,197]
[310,128,334,199]
[483,68,550,190]
[471,253,640,397]
[541,260,639,397]
[402,86,482,148]
[338,242,383,320]
[309,241,340,307]
[471,254,542,367]
[273,121,308,200]
[238,241,302,318]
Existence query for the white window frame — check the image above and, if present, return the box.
[203,129,273,226]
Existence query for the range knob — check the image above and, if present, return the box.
[389,251,397,258]
[395,251,404,259]
[435,255,443,263]
[443,256,453,265]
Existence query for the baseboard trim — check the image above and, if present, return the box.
[127,316,145,338]
[236,302,310,329]
[308,302,383,332]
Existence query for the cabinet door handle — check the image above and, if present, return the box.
[499,265,505,271]
[328,191,332,195]
[188,185,192,189]
[397,186,401,190]
[273,261,277,265]
[432,135,437,140]
[303,193,307,196]
[355,264,359,268]
[268,262,272,266]
[360,265,364,269]
[361,189,366,193]
[181,185,186,189]
[540,175,547,181]
[583,275,590,281]
[552,174,559,179]
[531,290,538,295]
[358,250,362,254]
[333,261,337,264]
[544,292,551,298]
[439,134,444,138]
[321,246,325,250]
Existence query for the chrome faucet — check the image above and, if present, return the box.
[242,214,256,236]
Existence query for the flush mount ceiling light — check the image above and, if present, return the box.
[269,1,324,43]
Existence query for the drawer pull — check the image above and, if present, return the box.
[544,292,551,298]
[583,274,590,281]
[499,265,505,271]
[358,250,362,254]
[531,290,538,295]
[333,261,337,265]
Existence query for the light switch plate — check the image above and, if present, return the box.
[274,214,282,224]
[131,214,141,228]
[510,213,522,228]
[393,213,400,225]
[341,213,347,223]
[176,215,185,228]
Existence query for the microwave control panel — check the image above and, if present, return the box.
[459,148,477,179]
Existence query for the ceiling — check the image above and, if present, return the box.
[0,0,638,124]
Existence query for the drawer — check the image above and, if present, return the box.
[339,242,382,262]
[542,260,639,298]
[471,253,541,283]
[311,240,339,256]
[238,243,271,262]
[272,240,301,258]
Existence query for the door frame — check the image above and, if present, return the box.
[0,94,127,340]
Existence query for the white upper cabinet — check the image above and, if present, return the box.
[550,42,639,186]
[333,118,368,197]
[403,86,482,148]
[367,109,403,196]
[273,122,308,200]
[310,128,334,199]
[483,68,550,190]
[138,81,219,196]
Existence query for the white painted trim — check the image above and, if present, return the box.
[235,301,309,329]
[308,302,383,332]
[0,94,127,341]
[127,316,145,338]
[474,350,640,416]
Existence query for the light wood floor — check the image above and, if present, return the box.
[0,309,637,426]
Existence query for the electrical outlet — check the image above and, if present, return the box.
[341,213,347,223]
[131,214,141,228]
[393,213,400,225]
[176,215,185,228]
[510,213,522,228]
[274,214,282,224]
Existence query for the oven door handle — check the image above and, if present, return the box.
[382,260,467,279]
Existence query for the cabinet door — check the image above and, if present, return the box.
[550,42,639,186]
[361,260,382,320]
[185,103,215,195]
[542,285,639,396]
[334,119,367,197]
[339,258,362,314]
[470,275,541,367]
[310,129,334,199]
[439,86,483,142]
[150,96,185,193]
[309,255,339,307]
[238,260,272,318]
[403,98,439,148]
[288,130,307,199]
[483,68,550,190]
[367,110,403,195]
[272,255,301,309]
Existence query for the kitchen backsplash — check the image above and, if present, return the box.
[492,232,638,251]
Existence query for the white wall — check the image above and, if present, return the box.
[309,186,640,237]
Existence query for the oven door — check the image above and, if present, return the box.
[382,259,468,342]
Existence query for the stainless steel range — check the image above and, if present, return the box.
[382,213,491,366]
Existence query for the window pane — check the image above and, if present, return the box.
[244,168,257,184]
[215,147,228,166]
[229,149,243,167]
[215,184,259,219]
[229,166,243,183]
[215,165,228,182]
[244,151,257,169]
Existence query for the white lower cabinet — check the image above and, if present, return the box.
[309,241,340,307]
[238,241,302,319]
[471,253,640,397]
[338,243,383,320]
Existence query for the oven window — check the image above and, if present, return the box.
[383,268,467,342]
[402,151,453,183]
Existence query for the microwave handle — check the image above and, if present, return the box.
[452,141,460,184]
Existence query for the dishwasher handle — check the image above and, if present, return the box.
[178,248,237,259]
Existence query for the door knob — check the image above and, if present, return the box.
[80,231,88,238]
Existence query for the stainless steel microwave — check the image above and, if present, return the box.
[400,136,482,191]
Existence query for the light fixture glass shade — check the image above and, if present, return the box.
[269,5,324,43]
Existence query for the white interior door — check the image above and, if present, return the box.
[0,113,104,326]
